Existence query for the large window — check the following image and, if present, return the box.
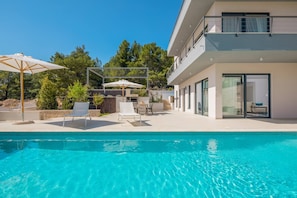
[222,12,270,33]
[222,74,270,118]
[195,79,208,116]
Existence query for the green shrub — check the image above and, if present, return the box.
[67,81,88,102]
[93,94,104,109]
[135,89,148,97]
[37,77,58,109]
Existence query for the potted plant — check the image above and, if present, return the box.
[93,94,104,110]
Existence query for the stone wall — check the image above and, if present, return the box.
[0,110,101,121]
[40,110,101,120]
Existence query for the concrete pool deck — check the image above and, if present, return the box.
[1,110,297,132]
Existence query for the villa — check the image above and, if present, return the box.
[167,0,297,119]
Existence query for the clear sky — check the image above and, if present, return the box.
[0,0,182,65]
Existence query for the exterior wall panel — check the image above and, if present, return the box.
[215,63,297,119]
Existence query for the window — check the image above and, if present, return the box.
[195,79,208,116]
[175,90,178,108]
[222,12,270,33]
[222,74,270,118]
[188,85,191,109]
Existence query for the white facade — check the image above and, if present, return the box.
[167,0,297,119]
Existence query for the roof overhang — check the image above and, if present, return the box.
[167,50,297,85]
[167,0,214,56]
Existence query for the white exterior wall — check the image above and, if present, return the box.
[210,1,297,16]
[172,1,297,119]
[174,63,297,119]
[215,63,297,119]
[174,65,217,118]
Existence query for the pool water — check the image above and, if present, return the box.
[0,132,297,197]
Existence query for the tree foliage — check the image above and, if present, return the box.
[48,45,101,95]
[0,42,172,104]
[37,76,58,109]
[67,81,88,102]
[104,40,173,89]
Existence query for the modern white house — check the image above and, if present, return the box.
[167,0,297,119]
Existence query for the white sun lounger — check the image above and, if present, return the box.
[118,102,141,122]
[63,102,91,127]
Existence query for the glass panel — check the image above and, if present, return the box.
[188,85,191,109]
[175,91,178,108]
[195,82,202,114]
[179,89,181,108]
[183,87,186,112]
[246,75,269,118]
[222,75,244,117]
[245,16,269,32]
[223,13,269,33]
[222,13,243,32]
[223,17,238,32]
[202,79,208,116]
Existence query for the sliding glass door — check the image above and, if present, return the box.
[195,82,202,114]
[195,79,208,116]
[202,79,208,116]
[222,74,270,118]
[246,75,270,118]
[222,75,244,117]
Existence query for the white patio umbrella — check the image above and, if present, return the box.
[102,79,144,96]
[0,53,66,122]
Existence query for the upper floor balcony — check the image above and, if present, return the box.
[167,15,297,85]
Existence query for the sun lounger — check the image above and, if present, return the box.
[63,102,91,127]
[118,102,141,122]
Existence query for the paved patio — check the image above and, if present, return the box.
[1,110,297,132]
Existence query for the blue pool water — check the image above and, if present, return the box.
[0,132,297,197]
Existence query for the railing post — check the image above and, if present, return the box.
[203,16,205,35]
[236,16,239,35]
[86,67,89,85]
[270,16,273,35]
[192,32,195,48]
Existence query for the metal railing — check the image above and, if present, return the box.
[167,16,297,78]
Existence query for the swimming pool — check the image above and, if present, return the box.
[0,132,297,197]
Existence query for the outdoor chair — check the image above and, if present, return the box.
[63,102,91,128]
[142,100,153,115]
[146,103,153,115]
[118,102,141,122]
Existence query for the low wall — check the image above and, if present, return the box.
[0,111,41,121]
[41,110,100,120]
[0,110,101,121]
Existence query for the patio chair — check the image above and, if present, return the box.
[146,103,153,115]
[118,102,141,122]
[142,99,153,115]
[63,102,91,127]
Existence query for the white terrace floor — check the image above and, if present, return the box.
[1,110,297,132]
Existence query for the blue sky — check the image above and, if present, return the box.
[0,0,182,65]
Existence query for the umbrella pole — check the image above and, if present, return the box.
[20,67,24,121]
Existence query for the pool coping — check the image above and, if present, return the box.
[1,111,297,132]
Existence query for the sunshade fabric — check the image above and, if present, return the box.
[102,79,144,89]
[102,79,144,96]
[0,53,65,74]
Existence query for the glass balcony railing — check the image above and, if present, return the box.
[167,16,297,79]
